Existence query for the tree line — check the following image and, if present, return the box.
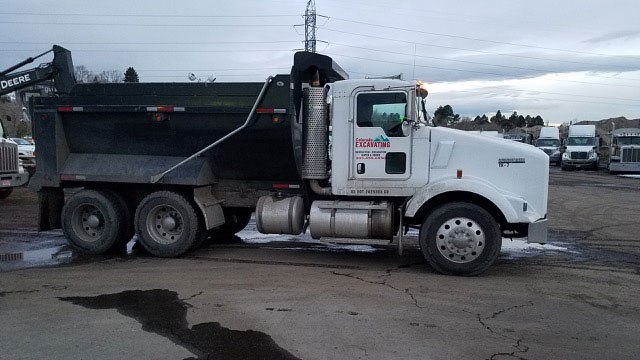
[433,105,544,129]
[74,66,139,83]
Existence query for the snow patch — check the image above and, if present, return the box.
[500,238,570,259]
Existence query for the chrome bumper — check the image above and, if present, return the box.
[0,172,29,188]
[528,218,548,244]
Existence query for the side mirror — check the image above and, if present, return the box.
[401,120,412,136]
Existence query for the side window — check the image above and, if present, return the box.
[357,92,407,137]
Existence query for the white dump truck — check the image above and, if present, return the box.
[536,127,561,166]
[27,49,549,276]
[608,128,640,174]
[562,124,599,170]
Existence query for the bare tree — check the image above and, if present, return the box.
[74,65,92,83]
[99,70,123,83]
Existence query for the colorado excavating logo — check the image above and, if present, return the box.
[355,135,391,148]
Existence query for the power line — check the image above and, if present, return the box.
[0,21,297,27]
[320,28,640,71]
[324,52,640,89]
[0,40,302,45]
[323,41,640,82]
[1,49,295,53]
[322,16,640,61]
[1,12,301,18]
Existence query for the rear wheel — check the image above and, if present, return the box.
[62,189,129,254]
[0,188,13,200]
[419,202,501,276]
[134,191,205,257]
[208,208,252,242]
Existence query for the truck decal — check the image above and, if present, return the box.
[498,158,525,167]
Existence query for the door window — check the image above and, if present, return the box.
[357,92,407,137]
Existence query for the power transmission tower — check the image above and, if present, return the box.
[305,0,316,53]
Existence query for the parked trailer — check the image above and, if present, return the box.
[0,121,29,200]
[608,128,640,174]
[28,49,548,276]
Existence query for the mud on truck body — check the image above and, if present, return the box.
[29,48,548,276]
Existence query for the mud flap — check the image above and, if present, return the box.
[38,187,64,231]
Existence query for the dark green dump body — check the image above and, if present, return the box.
[31,75,300,188]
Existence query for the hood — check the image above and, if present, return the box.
[429,128,548,221]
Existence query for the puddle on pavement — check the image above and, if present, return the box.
[60,289,299,360]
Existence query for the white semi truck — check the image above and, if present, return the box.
[562,124,600,170]
[27,49,549,276]
[536,127,561,166]
[0,120,29,199]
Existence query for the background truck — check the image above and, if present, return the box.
[13,46,548,276]
[561,124,600,170]
[0,120,29,199]
[608,128,640,174]
[535,127,561,166]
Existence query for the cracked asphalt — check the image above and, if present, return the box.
[1,168,640,359]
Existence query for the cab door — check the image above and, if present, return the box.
[351,90,412,182]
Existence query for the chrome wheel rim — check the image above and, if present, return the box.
[71,203,105,242]
[146,205,184,245]
[435,217,485,263]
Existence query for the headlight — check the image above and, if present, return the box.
[589,150,596,159]
[562,152,569,159]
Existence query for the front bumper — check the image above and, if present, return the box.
[548,154,561,163]
[527,218,548,244]
[0,172,29,188]
[562,158,597,168]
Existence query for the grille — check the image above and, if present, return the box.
[301,87,329,179]
[570,151,587,160]
[621,147,640,163]
[0,142,18,173]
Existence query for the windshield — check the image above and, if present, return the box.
[12,138,31,145]
[617,136,640,145]
[567,137,595,146]
[536,139,560,147]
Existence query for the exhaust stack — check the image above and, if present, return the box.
[301,72,329,180]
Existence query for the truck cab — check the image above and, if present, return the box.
[562,124,599,170]
[535,127,561,166]
[608,128,640,174]
[0,120,29,199]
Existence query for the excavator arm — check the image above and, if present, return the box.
[0,45,75,96]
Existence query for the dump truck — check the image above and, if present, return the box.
[535,127,561,166]
[12,46,549,276]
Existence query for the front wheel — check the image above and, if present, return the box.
[419,202,501,276]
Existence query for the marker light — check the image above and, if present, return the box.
[417,80,429,98]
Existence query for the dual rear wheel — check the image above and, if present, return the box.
[62,189,251,257]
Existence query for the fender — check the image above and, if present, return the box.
[405,176,524,223]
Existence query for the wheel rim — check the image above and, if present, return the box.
[435,217,485,264]
[71,203,105,242]
[146,204,184,245]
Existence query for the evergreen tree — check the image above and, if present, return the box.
[124,67,139,83]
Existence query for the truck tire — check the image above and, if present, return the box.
[208,208,252,242]
[100,189,134,251]
[0,188,13,200]
[134,191,205,257]
[61,189,129,254]
[419,202,501,276]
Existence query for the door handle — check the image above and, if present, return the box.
[357,163,365,174]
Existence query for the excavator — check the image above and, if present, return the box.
[0,45,76,97]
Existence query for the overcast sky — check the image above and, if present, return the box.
[1,0,639,124]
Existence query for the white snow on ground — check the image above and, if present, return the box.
[500,238,570,259]
[619,174,640,179]
[236,227,378,252]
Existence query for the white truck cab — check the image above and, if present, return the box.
[562,124,599,170]
[536,127,561,166]
[297,79,549,275]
